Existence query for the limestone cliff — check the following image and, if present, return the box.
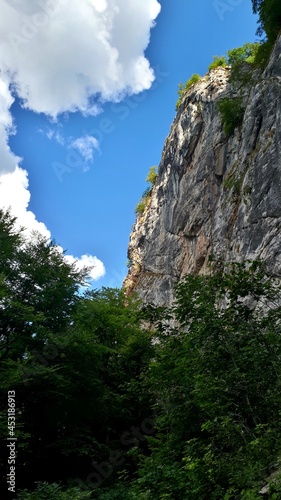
[124,36,281,307]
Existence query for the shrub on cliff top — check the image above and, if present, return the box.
[228,42,261,84]
[208,55,227,71]
[176,73,201,110]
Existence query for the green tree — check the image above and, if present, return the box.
[0,210,85,363]
[252,0,281,43]
[227,42,260,83]
[130,261,281,498]
[0,212,154,495]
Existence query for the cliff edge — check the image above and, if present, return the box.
[124,36,281,306]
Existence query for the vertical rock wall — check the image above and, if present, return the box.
[124,37,281,306]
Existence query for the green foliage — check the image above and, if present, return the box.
[0,210,154,496]
[146,166,158,186]
[217,97,245,136]
[17,482,92,499]
[134,166,158,216]
[208,55,227,71]
[227,43,261,85]
[126,261,281,498]
[3,208,281,499]
[227,43,260,67]
[176,74,201,110]
[135,200,147,215]
[253,39,274,68]
[251,0,281,67]
[0,209,85,363]
[135,187,151,215]
[223,170,244,197]
[252,0,281,43]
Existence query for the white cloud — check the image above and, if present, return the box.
[0,166,51,238]
[70,135,100,163]
[0,0,160,281]
[65,254,106,281]
[0,76,21,173]
[0,0,161,117]
[45,128,65,146]
[0,166,106,281]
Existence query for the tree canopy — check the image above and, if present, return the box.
[252,0,281,43]
[1,210,281,498]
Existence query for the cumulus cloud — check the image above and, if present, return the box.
[0,166,51,238]
[0,0,161,117]
[65,254,106,281]
[0,76,21,173]
[0,0,160,281]
[0,166,105,281]
[69,135,100,163]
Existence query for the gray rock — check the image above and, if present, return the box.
[124,37,281,307]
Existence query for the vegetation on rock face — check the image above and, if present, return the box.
[217,97,245,136]
[145,165,158,186]
[227,42,261,85]
[135,166,158,216]
[250,0,281,66]
[208,55,227,71]
[176,74,201,110]
[134,199,147,215]
[216,42,261,136]
[252,0,281,44]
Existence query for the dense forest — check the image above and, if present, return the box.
[1,207,281,499]
[1,0,281,498]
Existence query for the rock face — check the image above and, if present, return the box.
[124,36,281,307]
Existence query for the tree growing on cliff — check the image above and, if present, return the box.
[252,0,281,43]
[146,166,158,186]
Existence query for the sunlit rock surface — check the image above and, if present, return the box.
[124,36,281,306]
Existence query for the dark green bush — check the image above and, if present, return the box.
[17,482,91,499]
[252,0,281,44]
[253,39,274,68]
[217,97,245,136]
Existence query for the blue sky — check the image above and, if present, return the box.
[0,0,258,288]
